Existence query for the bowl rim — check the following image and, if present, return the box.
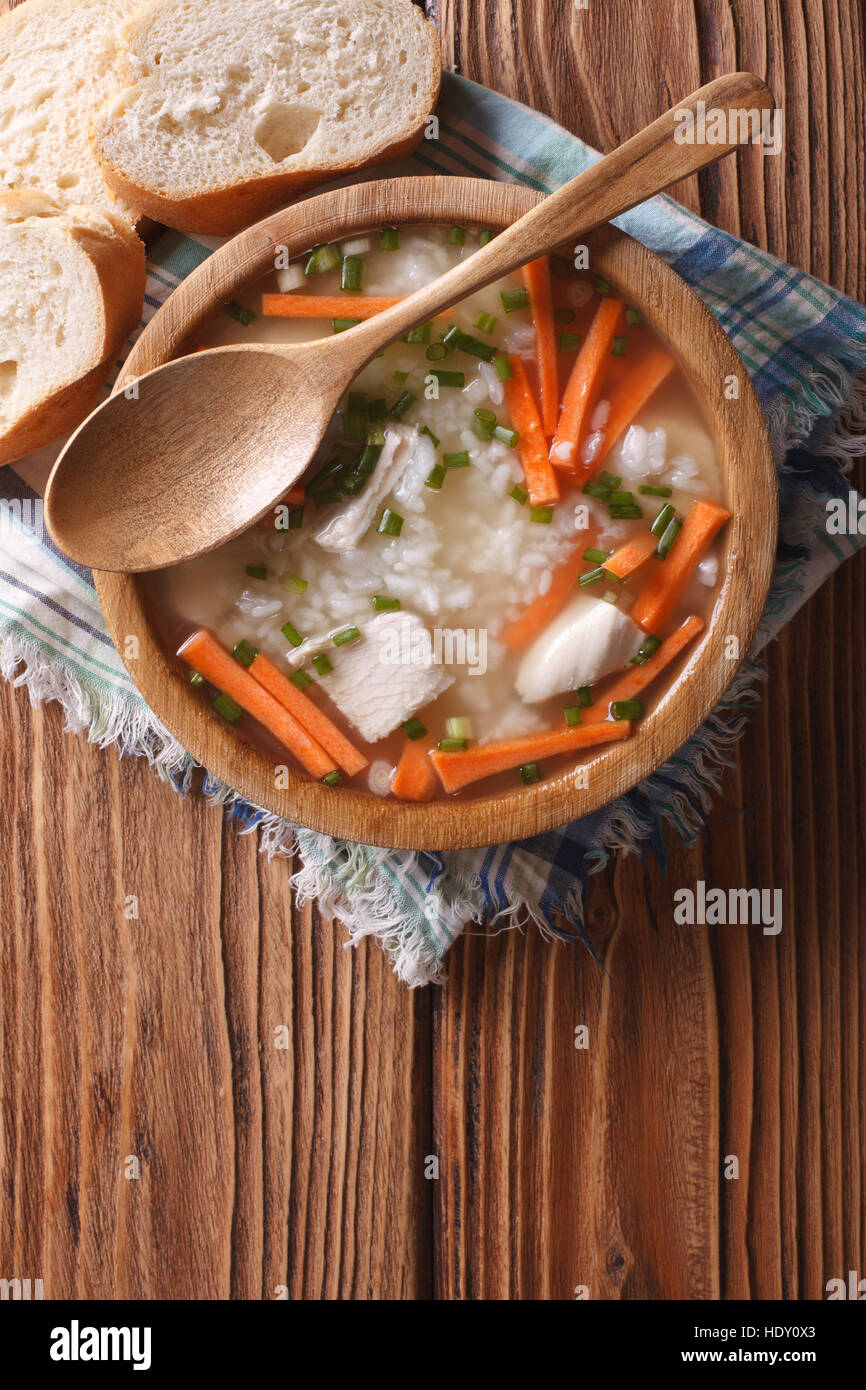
[96,175,777,850]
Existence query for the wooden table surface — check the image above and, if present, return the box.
[1,0,864,1301]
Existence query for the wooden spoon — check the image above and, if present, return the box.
[45,72,773,572]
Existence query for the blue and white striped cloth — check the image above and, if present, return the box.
[3,74,865,985]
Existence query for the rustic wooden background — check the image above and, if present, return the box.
[1,0,864,1300]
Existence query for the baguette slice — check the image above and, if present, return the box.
[0,192,145,466]
[91,0,442,235]
[0,0,140,221]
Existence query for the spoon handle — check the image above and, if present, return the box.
[330,71,774,361]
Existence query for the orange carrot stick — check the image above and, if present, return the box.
[178,629,337,781]
[549,296,623,472]
[592,343,676,470]
[391,738,437,801]
[431,720,632,794]
[503,355,560,507]
[500,539,592,650]
[522,255,558,436]
[582,615,705,723]
[630,501,731,634]
[603,530,660,580]
[248,651,368,777]
[262,294,403,319]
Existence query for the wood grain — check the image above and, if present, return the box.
[1,0,864,1301]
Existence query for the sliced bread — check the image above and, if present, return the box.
[0,0,139,221]
[0,191,145,466]
[90,0,442,235]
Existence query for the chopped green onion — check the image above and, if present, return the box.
[519,762,541,785]
[601,589,620,605]
[650,503,677,537]
[392,369,409,385]
[594,277,611,296]
[312,487,343,509]
[332,317,361,333]
[287,505,304,530]
[578,566,605,587]
[290,668,314,692]
[377,508,404,537]
[452,331,497,362]
[420,424,440,447]
[576,686,593,708]
[428,369,465,388]
[473,406,497,439]
[583,547,611,564]
[630,635,662,667]
[379,227,400,251]
[509,485,528,505]
[555,306,576,323]
[530,506,554,523]
[479,229,494,246]
[347,390,366,413]
[281,621,303,647]
[559,333,583,352]
[598,471,622,492]
[341,255,364,292]
[551,256,572,279]
[563,705,582,727]
[445,716,472,740]
[493,355,513,380]
[391,390,417,420]
[608,491,634,505]
[357,443,383,475]
[444,450,470,469]
[639,484,672,497]
[611,698,644,721]
[493,425,519,447]
[475,311,498,333]
[609,504,644,519]
[245,564,267,580]
[611,335,628,356]
[189,670,205,689]
[426,342,449,361]
[213,692,242,723]
[322,770,342,786]
[438,737,468,751]
[501,287,530,314]
[332,626,361,647]
[372,595,401,612]
[368,397,387,420]
[403,321,431,345]
[425,464,446,490]
[449,225,466,245]
[343,409,367,441]
[312,654,333,676]
[340,472,367,497]
[625,307,643,325]
[232,639,258,668]
[225,300,256,326]
[582,480,610,501]
[306,243,341,276]
[309,457,345,492]
[655,515,683,559]
[366,421,386,446]
[602,568,625,585]
[402,717,427,741]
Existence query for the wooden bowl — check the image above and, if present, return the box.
[97,176,776,850]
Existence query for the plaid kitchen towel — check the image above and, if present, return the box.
[2,73,865,985]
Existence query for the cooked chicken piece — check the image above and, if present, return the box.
[312,611,453,743]
[516,593,644,703]
[314,425,414,552]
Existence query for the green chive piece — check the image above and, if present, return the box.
[425,464,446,490]
[341,255,363,292]
[377,508,404,537]
[323,770,343,786]
[480,229,494,246]
[357,443,383,474]
[391,390,417,420]
[445,716,472,741]
[563,705,582,727]
[213,692,243,723]
[449,225,466,245]
[582,480,609,501]
[594,277,611,296]
[402,717,427,741]
[519,762,541,785]
[444,450,470,469]
[452,331,497,362]
[232,639,258,668]
[473,406,497,440]
[281,621,303,647]
[555,305,576,323]
[225,300,256,326]
[290,668,314,692]
[626,307,643,325]
[630,635,662,667]
[576,686,593,708]
[611,698,644,721]
[245,564,267,580]
[599,471,622,492]
[313,654,333,676]
[608,491,634,505]
[189,670,205,689]
[551,256,572,279]
[379,227,399,251]
[392,369,409,385]
[578,566,605,587]
[650,503,677,537]
[530,506,554,523]
[429,368,465,388]
[343,409,367,441]
[494,355,513,381]
[438,737,468,751]
[559,333,583,352]
[475,311,498,333]
[287,505,304,530]
[420,424,441,447]
[655,515,683,559]
[609,504,644,519]
[340,472,366,497]
[493,425,519,447]
[583,547,611,564]
[602,568,625,585]
[426,341,449,361]
[312,487,343,509]
[404,321,431,345]
[368,397,387,420]
[501,287,530,313]
[372,595,401,612]
[601,589,620,605]
[306,243,341,276]
[332,626,361,647]
[347,390,366,413]
[333,317,361,333]
[509,485,528,505]
[611,335,628,356]
[639,484,673,497]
